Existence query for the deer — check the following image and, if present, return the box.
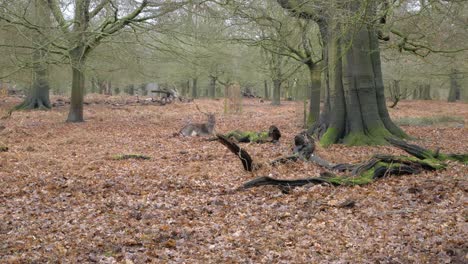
[179,105,216,137]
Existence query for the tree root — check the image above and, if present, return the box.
[215,134,466,192]
[15,98,51,111]
[216,134,254,171]
[386,137,468,164]
[238,138,465,192]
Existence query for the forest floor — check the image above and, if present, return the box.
[1,95,467,263]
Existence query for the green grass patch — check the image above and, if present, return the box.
[395,115,464,127]
[112,154,151,160]
[0,146,8,152]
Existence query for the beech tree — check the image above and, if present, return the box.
[0,0,53,109]
[276,0,407,146]
[50,0,189,122]
[1,0,188,122]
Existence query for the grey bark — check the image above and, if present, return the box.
[448,69,460,102]
[307,63,321,127]
[277,0,407,145]
[16,0,51,110]
[192,78,198,99]
[67,52,86,122]
[419,84,431,100]
[264,80,269,99]
[209,76,216,98]
[272,79,281,105]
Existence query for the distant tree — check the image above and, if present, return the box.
[448,69,461,102]
[0,0,188,122]
[15,0,52,110]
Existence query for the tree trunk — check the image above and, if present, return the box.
[67,52,86,122]
[264,80,269,99]
[319,23,406,146]
[17,50,51,109]
[421,84,431,100]
[183,80,190,97]
[16,0,51,110]
[319,25,346,146]
[139,83,148,96]
[271,79,281,105]
[306,63,321,127]
[192,78,198,99]
[209,76,216,98]
[90,77,98,94]
[448,69,460,102]
[128,84,134,95]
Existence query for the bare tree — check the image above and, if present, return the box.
[1,0,189,122]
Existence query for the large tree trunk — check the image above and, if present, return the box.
[420,84,431,100]
[319,24,346,146]
[306,63,321,127]
[17,49,51,109]
[191,78,198,99]
[67,52,86,122]
[319,23,406,146]
[448,69,460,102]
[271,79,281,105]
[264,80,269,99]
[16,0,51,110]
[276,0,406,146]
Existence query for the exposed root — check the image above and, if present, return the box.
[216,134,254,171]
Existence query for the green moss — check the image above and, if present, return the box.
[343,132,376,146]
[315,155,449,187]
[327,168,375,186]
[225,130,270,143]
[380,155,446,170]
[319,127,339,147]
[368,126,393,144]
[343,126,392,146]
[112,154,151,160]
[445,154,468,164]
[0,146,8,152]
[399,155,446,169]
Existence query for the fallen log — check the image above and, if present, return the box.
[224,125,281,143]
[240,138,464,191]
[242,154,431,190]
[215,134,465,192]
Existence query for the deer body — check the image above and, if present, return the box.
[180,114,216,136]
